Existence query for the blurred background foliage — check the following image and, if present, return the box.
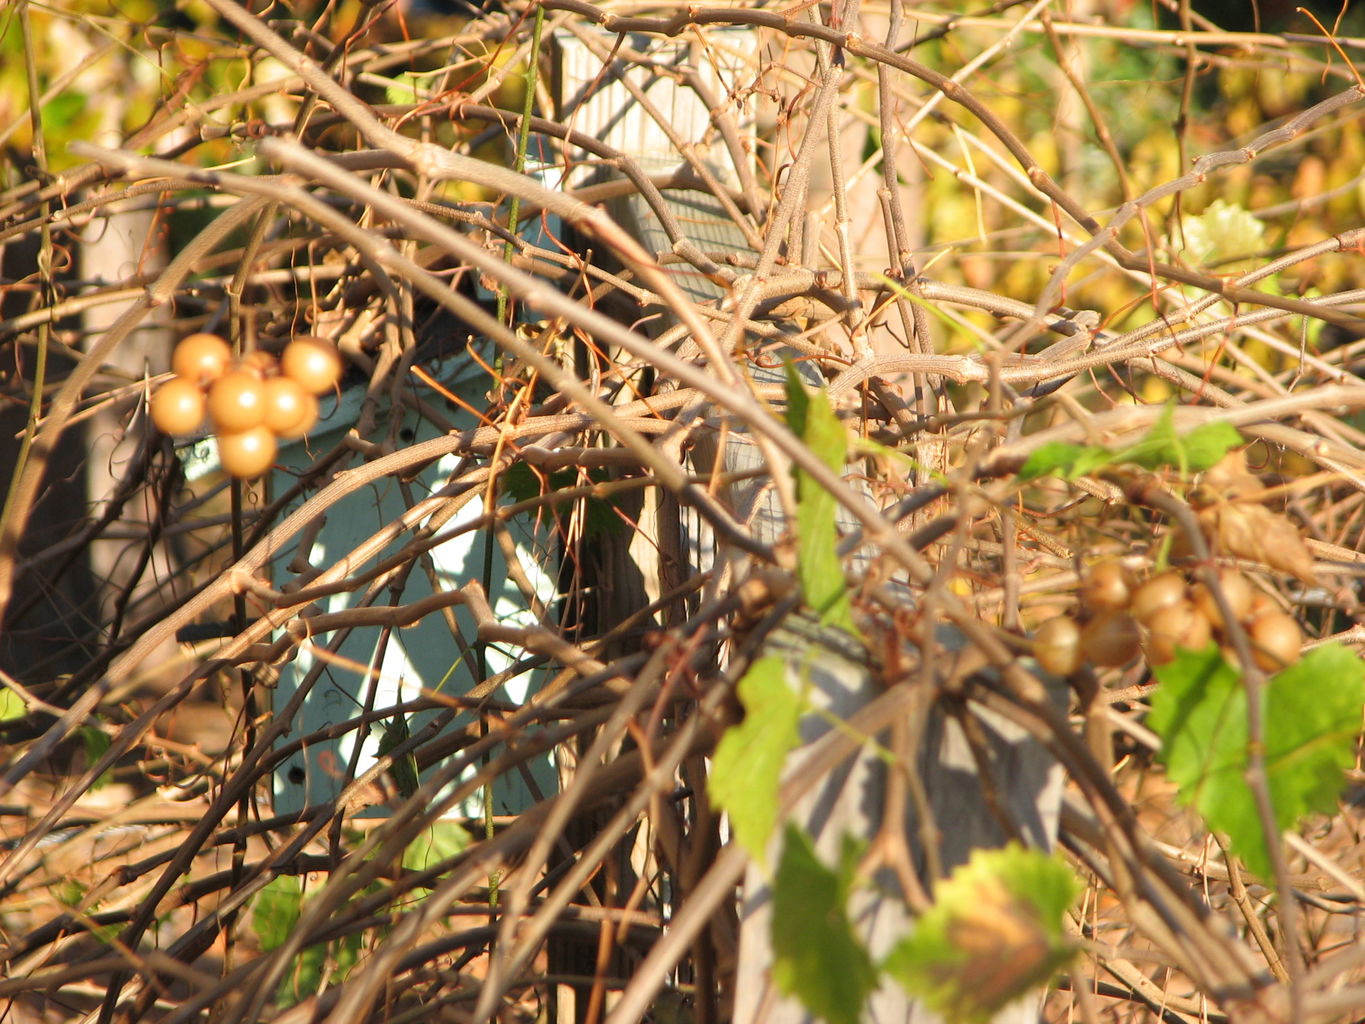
[7,0,1364,347]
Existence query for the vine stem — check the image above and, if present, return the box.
[487,1,547,913]
[496,1,546,329]
[0,0,53,599]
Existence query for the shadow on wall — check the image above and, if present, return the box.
[0,235,98,683]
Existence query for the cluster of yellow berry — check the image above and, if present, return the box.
[150,333,342,478]
[1033,561,1303,677]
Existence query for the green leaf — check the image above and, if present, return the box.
[1148,643,1365,880]
[281,943,328,1007]
[1117,406,1240,474]
[1169,420,1243,472]
[708,656,802,864]
[253,874,366,1006]
[1115,404,1180,469]
[500,461,544,503]
[771,826,878,1024]
[383,70,433,105]
[0,683,26,723]
[252,874,304,952]
[884,844,1078,1024]
[402,821,472,880]
[1019,408,1240,481]
[56,879,87,909]
[784,363,859,636]
[500,462,621,538]
[79,727,113,790]
[1018,441,1110,481]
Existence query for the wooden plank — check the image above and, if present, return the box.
[554,29,1065,1022]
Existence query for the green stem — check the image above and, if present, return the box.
[494,2,546,329]
[0,1,52,551]
[485,3,545,915]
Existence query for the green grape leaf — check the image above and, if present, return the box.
[1020,408,1240,481]
[771,826,878,1024]
[708,656,801,864]
[500,462,621,538]
[1117,406,1241,474]
[252,874,304,952]
[884,844,1078,1024]
[280,938,342,1007]
[253,873,365,1006]
[56,879,86,909]
[1018,441,1113,481]
[1172,419,1243,472]
[500,461,546,502]
[402,821,472,879]
[1148,643,1365,880]
[383,71,429,105]
[785,363,859,636]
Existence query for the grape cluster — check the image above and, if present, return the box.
[1033,561,1302,677]
[150,333,342,478]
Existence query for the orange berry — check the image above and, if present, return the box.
[171,333,231,385]
[1248,611,1301,672]
[1144,601,1213,666]
[263,376,319,438]
[216,426,278,479]
[1130,572,1187,625]
[281,336,342,395]
[150,376,207,435]
[207,370,268,432]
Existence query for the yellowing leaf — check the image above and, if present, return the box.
[1175,199,1266,272]
[884,845,1078,1024]
[0,683,25,723]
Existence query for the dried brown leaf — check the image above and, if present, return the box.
[1198,503,1317,583]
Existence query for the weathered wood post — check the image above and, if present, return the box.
[553,26,1066,1023]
